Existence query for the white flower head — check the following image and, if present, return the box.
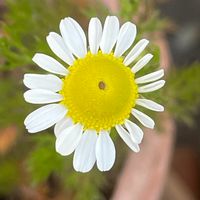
[24,16,165,173]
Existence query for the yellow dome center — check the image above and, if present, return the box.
[60,51,138,131]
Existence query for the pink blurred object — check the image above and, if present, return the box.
[101,0,119,13]
[111,113,175,200]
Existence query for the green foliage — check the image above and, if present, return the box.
[119,0,167,34]
[81,0,109,20]
[119,0,140,20]
[165,63,200,125]
[0,159,19,194]
[139,10,168,34]
[65,171,104,200]
[27,134,65,185]
[0,0,78,70]
[0,75,29,127]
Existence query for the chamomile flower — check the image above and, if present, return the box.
[24,16,165,172]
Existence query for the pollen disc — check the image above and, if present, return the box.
[61,51,138,131]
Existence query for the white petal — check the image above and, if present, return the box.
[124,39,149,66]
[24,89,63,104]
[46,32,75,65]
[132,108,155,129]
[56,123,83,156]
[25,104,67,133]
[32,53,68,76]
[23,74,62,92]
[96,131,116,171]
[115,125,140,152]
[131,53,153,73]
[88,18,102,54]
[136,99,164,112]
[100,16,119,54]
[73,130,97,173]
[54,117,73,138]
[135,69,164,84]
[138,80,165,93]
[124,120,144,144]
[60,17,87,58]
[114,22,136,57]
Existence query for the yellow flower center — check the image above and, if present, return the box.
[61,51,138,131]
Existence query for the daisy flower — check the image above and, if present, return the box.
[24,16,165,172]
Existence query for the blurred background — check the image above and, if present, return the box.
[0,0,200,199]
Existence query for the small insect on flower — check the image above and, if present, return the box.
[23,16,165,172]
